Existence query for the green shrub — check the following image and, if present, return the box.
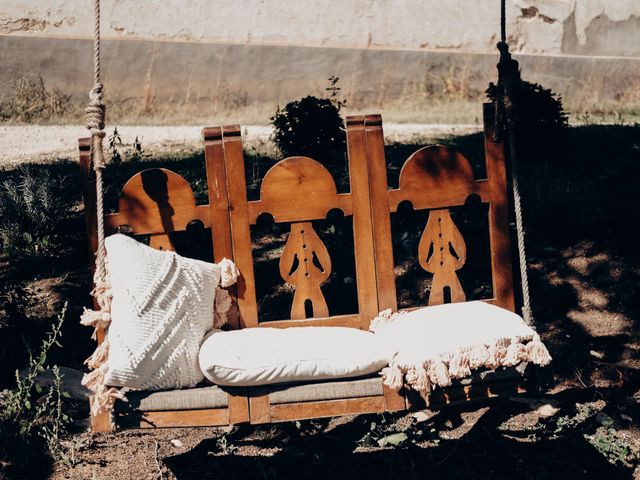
[486,79,569,152]
[270,77,346,162]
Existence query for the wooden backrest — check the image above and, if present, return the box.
[215,117,380,329]
[78,127,238,329]
[357,104,516,313]
[80,103,515,338]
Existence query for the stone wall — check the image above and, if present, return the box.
[1,1,639,123]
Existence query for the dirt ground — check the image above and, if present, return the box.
[2,124,639,479]
[49,235,640,480]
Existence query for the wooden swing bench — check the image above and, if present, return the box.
[79,103,541,433]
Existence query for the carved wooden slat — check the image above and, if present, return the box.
[361,116,398,312]
[103,168,209,237]
[222,127,260,328]
[279,221,331,319]
[204,126,239,329]
[345,115,381,325]
[418,208,467,305]
[483,103,516,311]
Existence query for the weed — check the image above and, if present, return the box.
[108,127,124,164]
[552,401,602,434]
[0,76,71,122]
[215,434,237,455]
[585,427,638,468]
[0,304,73,475]
[0,166,66,255]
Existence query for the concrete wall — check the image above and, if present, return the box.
[2,1,640,124]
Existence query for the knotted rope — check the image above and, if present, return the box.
[86,0,108,294]
[81,0,123,424]
[494,0,533,325]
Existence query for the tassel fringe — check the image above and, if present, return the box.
[213,287,233,328]
[219,258,240,288]
[381,334,552,398]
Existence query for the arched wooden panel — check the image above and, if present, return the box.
[389,145,489,212]
[248,157,352,224]
[104,168,211,245]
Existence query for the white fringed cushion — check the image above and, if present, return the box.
[199,327,393,387]
[370,301,551,397]
[104,234,223,390]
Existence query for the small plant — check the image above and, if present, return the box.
[108,127,124,164]
[0,167,66,255]
[131,136,143,162]
[0,304,73,475]
[585,427,638,468]
[215,434,237,455]
[270,77,346,162]
[552,401,601,434]
[108,128,144,165]
[325,75,346,110]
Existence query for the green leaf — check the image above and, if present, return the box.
[62,391,71,398]
[22,232,33,244]
[377,432,407,448]
[25,400,31,410]
[35,384,42,394]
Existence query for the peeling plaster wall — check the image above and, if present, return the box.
[2,0,640,57]
[1,1,640,123]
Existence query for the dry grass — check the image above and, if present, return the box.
[2,68,640,125]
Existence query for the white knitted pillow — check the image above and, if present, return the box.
[104,234,224,391]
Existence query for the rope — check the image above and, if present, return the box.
[86,0,108,293]
[496,0,534,325]
[500,0,507,44]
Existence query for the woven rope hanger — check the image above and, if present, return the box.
[495,0,534,325]
[84,0,535,325]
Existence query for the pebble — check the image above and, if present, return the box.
[596,412,614,427]
[535,402,560,417]
[412,411,432,423]
[170,439,184,448]
[589,350,604,359]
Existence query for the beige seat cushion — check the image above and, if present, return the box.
[116,385,231,412]
[253,375,384,405]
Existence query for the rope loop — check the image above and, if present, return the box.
[86,83,106,137]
